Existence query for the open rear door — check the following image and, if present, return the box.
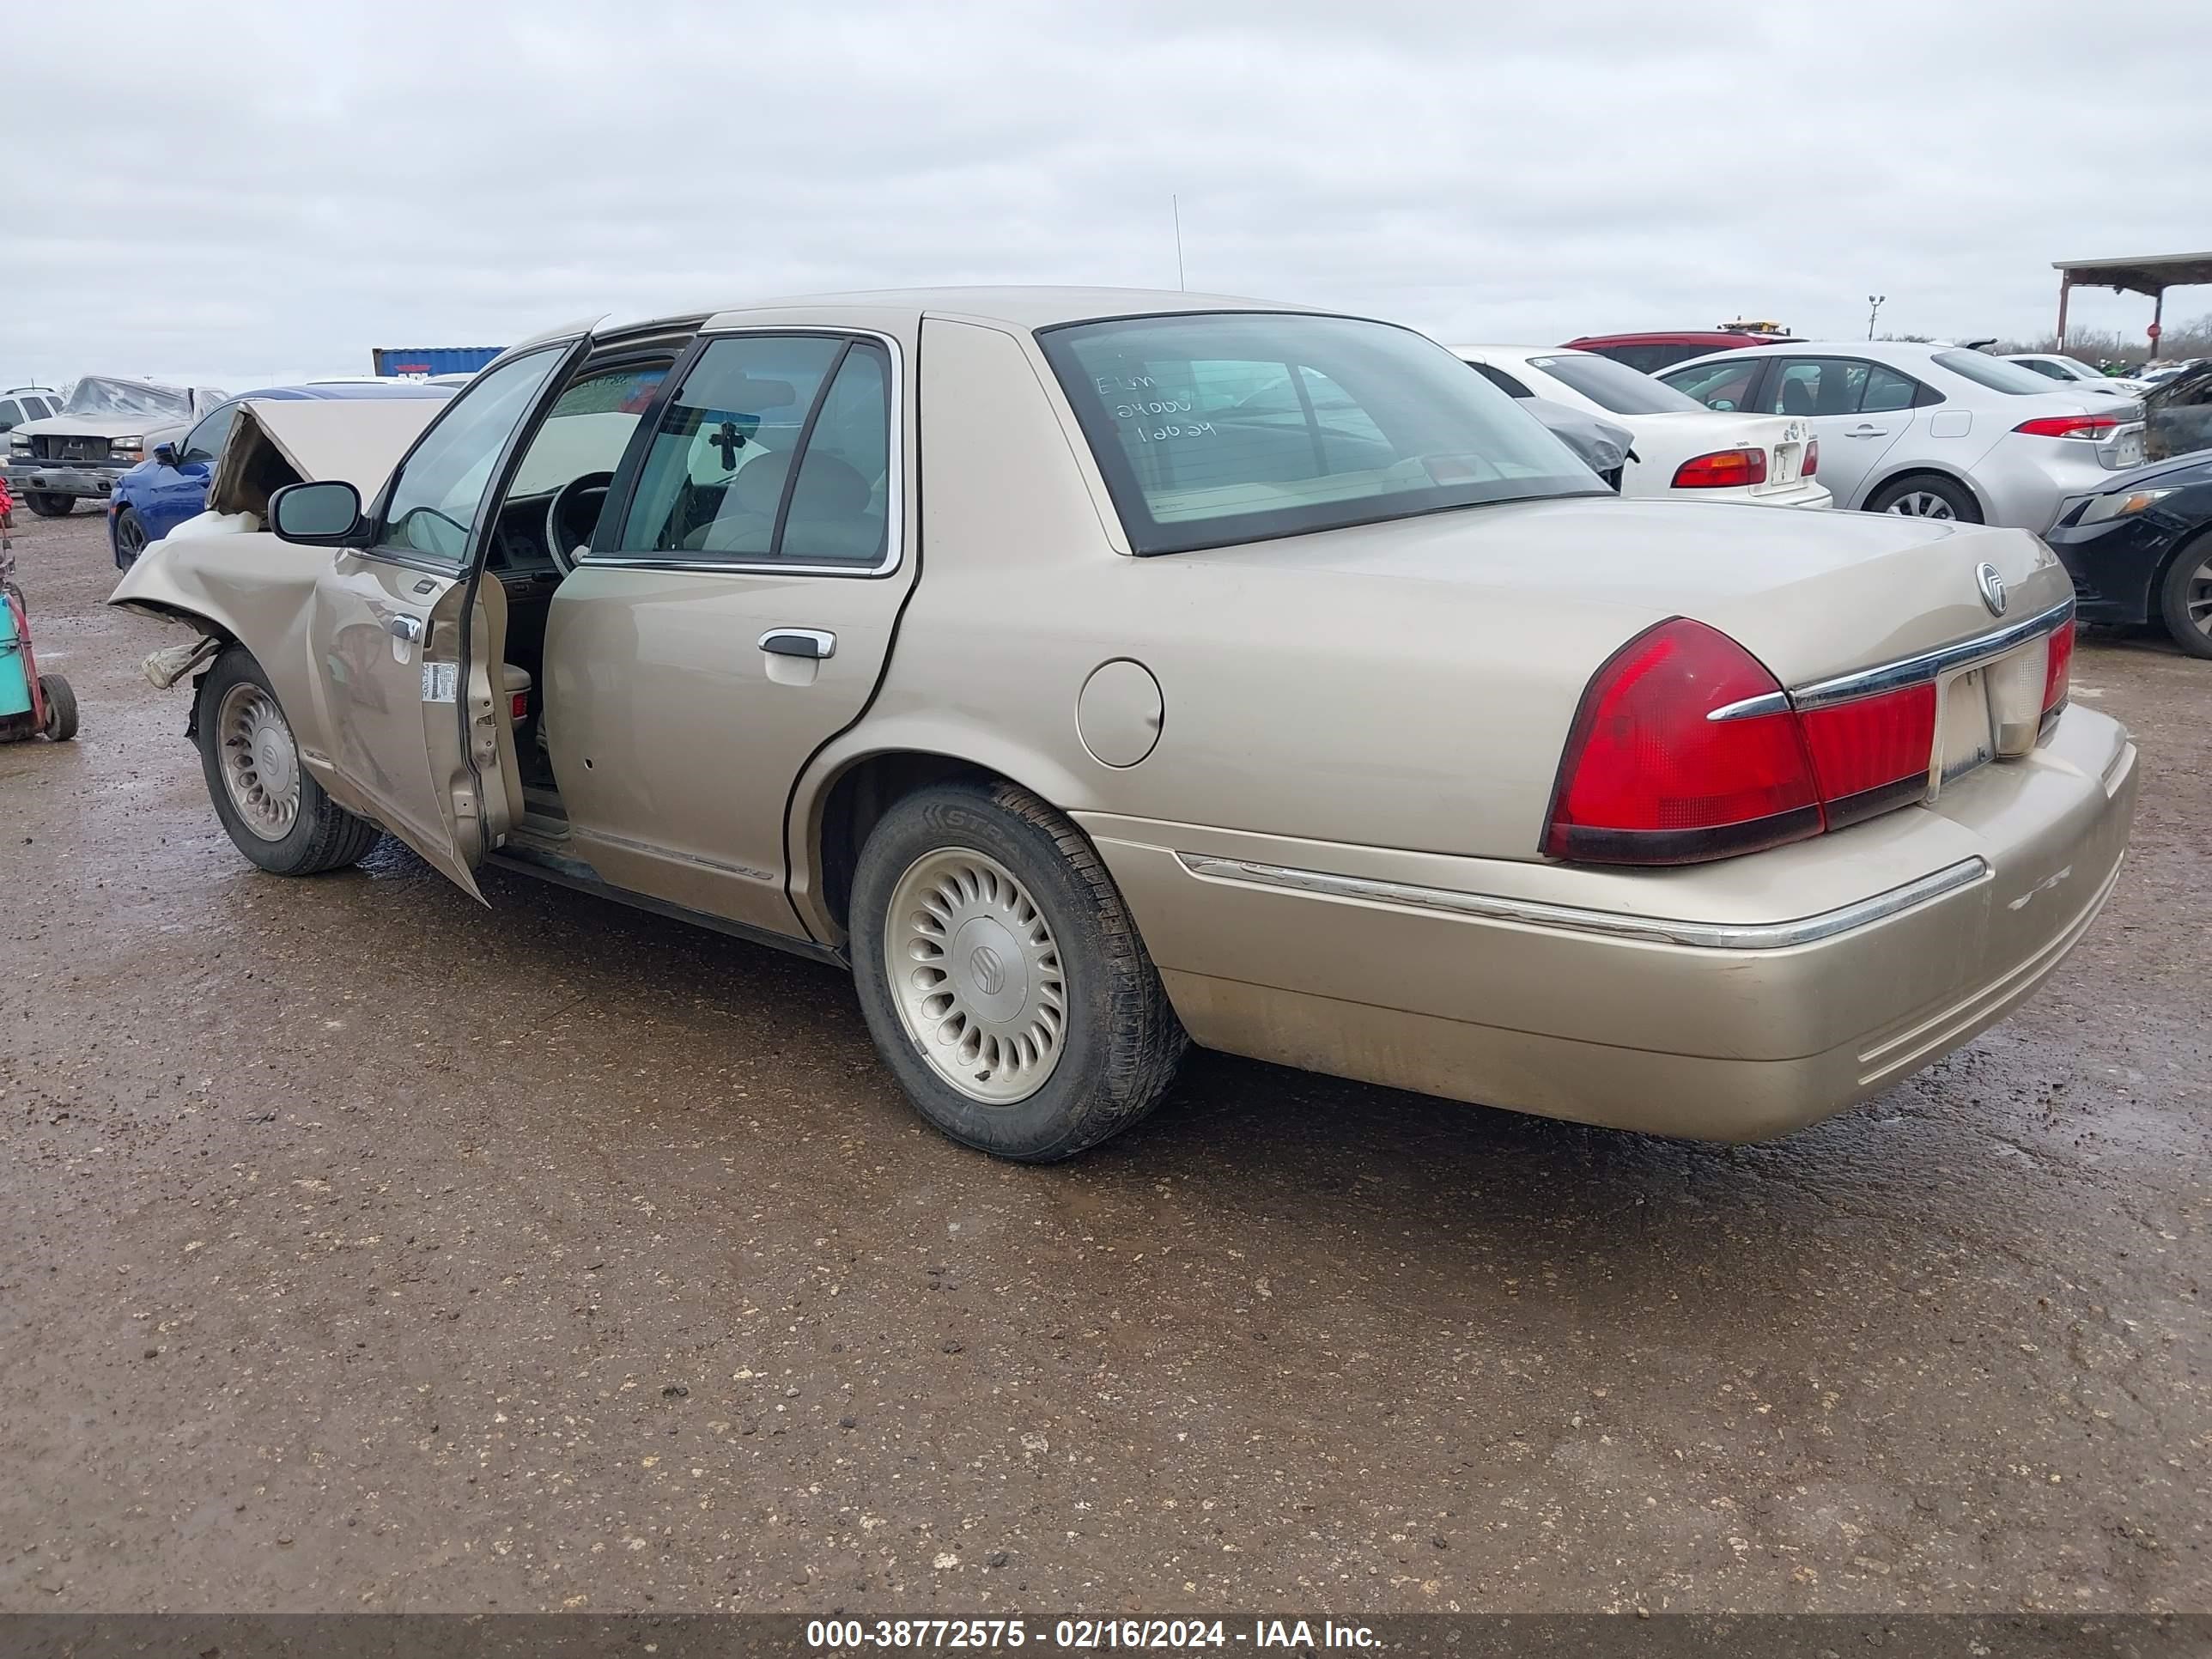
[304,331,597,899]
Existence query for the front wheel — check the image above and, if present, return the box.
[2158,535,2212,659]
[113,505,148,568]
[25,492,74,519]
[196,646,382,874]
[849,780,1187,1161]
[1866,473,1981,522]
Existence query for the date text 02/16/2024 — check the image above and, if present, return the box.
[805,1619,1382,1650]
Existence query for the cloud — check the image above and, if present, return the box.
[9,0,2205,386]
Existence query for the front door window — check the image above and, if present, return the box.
[379,349,567,561]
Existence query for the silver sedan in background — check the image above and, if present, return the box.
[1658,340,2143,530]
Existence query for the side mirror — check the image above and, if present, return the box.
[152,441,179,467]
[269,479,365,545]
[1709,399,1737,411]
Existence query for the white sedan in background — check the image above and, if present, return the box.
[1451,345,1832,508]
[2004,353,2149,398]
[1659,341,2145,529]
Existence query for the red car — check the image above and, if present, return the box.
[1563,331,1796,374]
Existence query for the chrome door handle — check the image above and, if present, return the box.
[760,629,836,660]
[384,614,424,641]
[1846,424,1890,438]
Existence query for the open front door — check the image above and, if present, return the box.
[305,331,596,899]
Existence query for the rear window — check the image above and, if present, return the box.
[1040,312,1601,556]
[1526,354,1705,416]
[1934,351,2067,396]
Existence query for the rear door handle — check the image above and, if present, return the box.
[759,629,836,660]
[1846,424,1891,438]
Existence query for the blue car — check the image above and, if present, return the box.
[108,380,456,568]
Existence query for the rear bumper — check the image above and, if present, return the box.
[1081,708,2137,1140]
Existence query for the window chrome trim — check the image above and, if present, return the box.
[1175,852,1990,951]
[582,325,905,580]
[1790,598,2073,711]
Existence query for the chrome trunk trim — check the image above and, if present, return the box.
[1790,598,2074,710]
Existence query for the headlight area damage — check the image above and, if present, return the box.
[110,396,445,672]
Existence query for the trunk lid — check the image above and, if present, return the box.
[1630,409,1814,494]
[1192,495,2071,690]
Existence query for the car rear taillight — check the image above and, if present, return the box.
[1802,438,1819,477]
[2042,618,2075,717]
[1544,620,1822,864]
[1796,684,1937,829]
[510,691,529,721]
[2014,414,2119,441]
[1671,447,1769,489]
[1546,618,1966,866]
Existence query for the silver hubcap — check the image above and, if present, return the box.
[2185,557,2212,638]
[217,682,301,841]
[885,848,1066,1104]
[1885,489,1955,519]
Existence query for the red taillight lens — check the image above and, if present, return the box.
[1545,619,1821,864]
[2042,618,2075,716]
[1797,684,1937,828]
[2014,414,2118,440]
[510,691,529,720]
[1802,438,1819,477]
[1671,447,1769,489]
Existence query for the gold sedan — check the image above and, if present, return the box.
[112,289,2135,1159]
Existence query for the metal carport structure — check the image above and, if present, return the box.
[2054,251,2212,354]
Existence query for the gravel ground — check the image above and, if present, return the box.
[1,506,2204,1615]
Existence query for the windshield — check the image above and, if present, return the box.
[1039,313,1601,555]
[1525,353,1705,416]
[61,376,193,420]
[1933,351,2070,396]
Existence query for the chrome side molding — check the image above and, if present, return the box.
[1176,852,1990,951]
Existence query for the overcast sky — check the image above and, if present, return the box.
[12,0,2209,389]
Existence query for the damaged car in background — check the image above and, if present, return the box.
[4,377,227,518]
[113,289,2134,1163]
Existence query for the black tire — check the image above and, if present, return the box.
[2156,534,2212,659]
[849,779,1187,1162]
[1864,472,1982,522]
[25,491,74,519]
[195,646,381,875]
[113,505,148,568]
[38,675,77,742]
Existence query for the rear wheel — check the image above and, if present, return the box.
[2157,535,2212,659]
[196,647,381,874]
[113,505,148,568]
[25,491,74,519]
[38,675,77,742]
[1866,473,1981,522]
[849,780,1187,1161]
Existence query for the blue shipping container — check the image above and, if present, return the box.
[369,346,505,378]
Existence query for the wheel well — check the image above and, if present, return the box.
[813,751,1004,933]
[2150,524,2212,609]
[1861,466,1985,515]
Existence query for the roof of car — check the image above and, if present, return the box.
[228,380,457,402]
[584,286,1321,343]
[1563,331,1793,349]
[1449,344,1591,358]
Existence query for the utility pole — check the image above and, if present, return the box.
[1866,295,1887,340]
